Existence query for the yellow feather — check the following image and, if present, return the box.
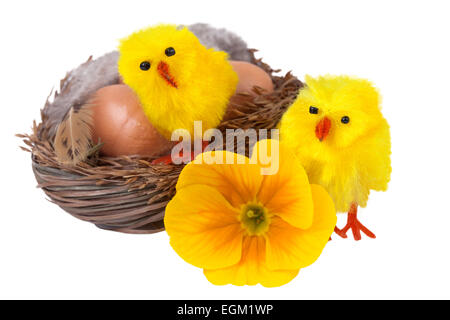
[118,24,238,140]
[279,75,391,212]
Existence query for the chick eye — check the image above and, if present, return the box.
[165,47,176,57]
[140,61,151,71]
[341,116,350,124]
[309,106,319,114]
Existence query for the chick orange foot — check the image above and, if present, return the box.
[151,141,210,165]
[334,203,376,241]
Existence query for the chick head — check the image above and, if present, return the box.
[118,24,203,94]
[118,24,238,140]
[282,75,383,150]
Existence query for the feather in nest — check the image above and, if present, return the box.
[54,102,94,165]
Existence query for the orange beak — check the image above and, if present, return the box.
[315,117,331,141]
[157,61,178,88]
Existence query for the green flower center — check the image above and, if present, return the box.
[240,203,270,236]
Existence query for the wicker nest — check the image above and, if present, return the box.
[18,50,303,234]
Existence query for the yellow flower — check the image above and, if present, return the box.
[164,139,336,287]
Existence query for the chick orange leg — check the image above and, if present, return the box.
[151,149,192,165]
[151,154,174,165]
[328,227,341,241]
[334,203,376,240]
[151,141,209,165]
[329,226,345,241]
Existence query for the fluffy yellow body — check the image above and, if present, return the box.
[279,75,391,212]
[118,25,238,140]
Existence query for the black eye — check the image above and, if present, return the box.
[165,47,176,57]
[140,61,151,71]
[341,116,350,124]
[309,106,319,114]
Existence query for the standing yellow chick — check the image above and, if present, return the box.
[279,75,391,240]
[118,25,238,142]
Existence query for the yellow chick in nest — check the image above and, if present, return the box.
[279,75,391,240]
[118,25,238,142]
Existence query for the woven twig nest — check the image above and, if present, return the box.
[19,50,303,234]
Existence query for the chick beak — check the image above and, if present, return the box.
[315,117,331,141]
[157,61,178,88]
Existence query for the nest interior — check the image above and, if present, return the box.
[18,50,303,234]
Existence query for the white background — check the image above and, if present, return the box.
[1,0,449,299]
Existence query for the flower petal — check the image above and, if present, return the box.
[251,139,314,229]
[204,236,299,288]
[164,184,244,269]
[265,184,337,270]
[177,150,262,207]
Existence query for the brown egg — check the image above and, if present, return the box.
[91,84,174,157]
[230,61,274,95]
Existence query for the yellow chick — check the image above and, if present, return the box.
[118,25,238,141]
[279,75,391,240]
